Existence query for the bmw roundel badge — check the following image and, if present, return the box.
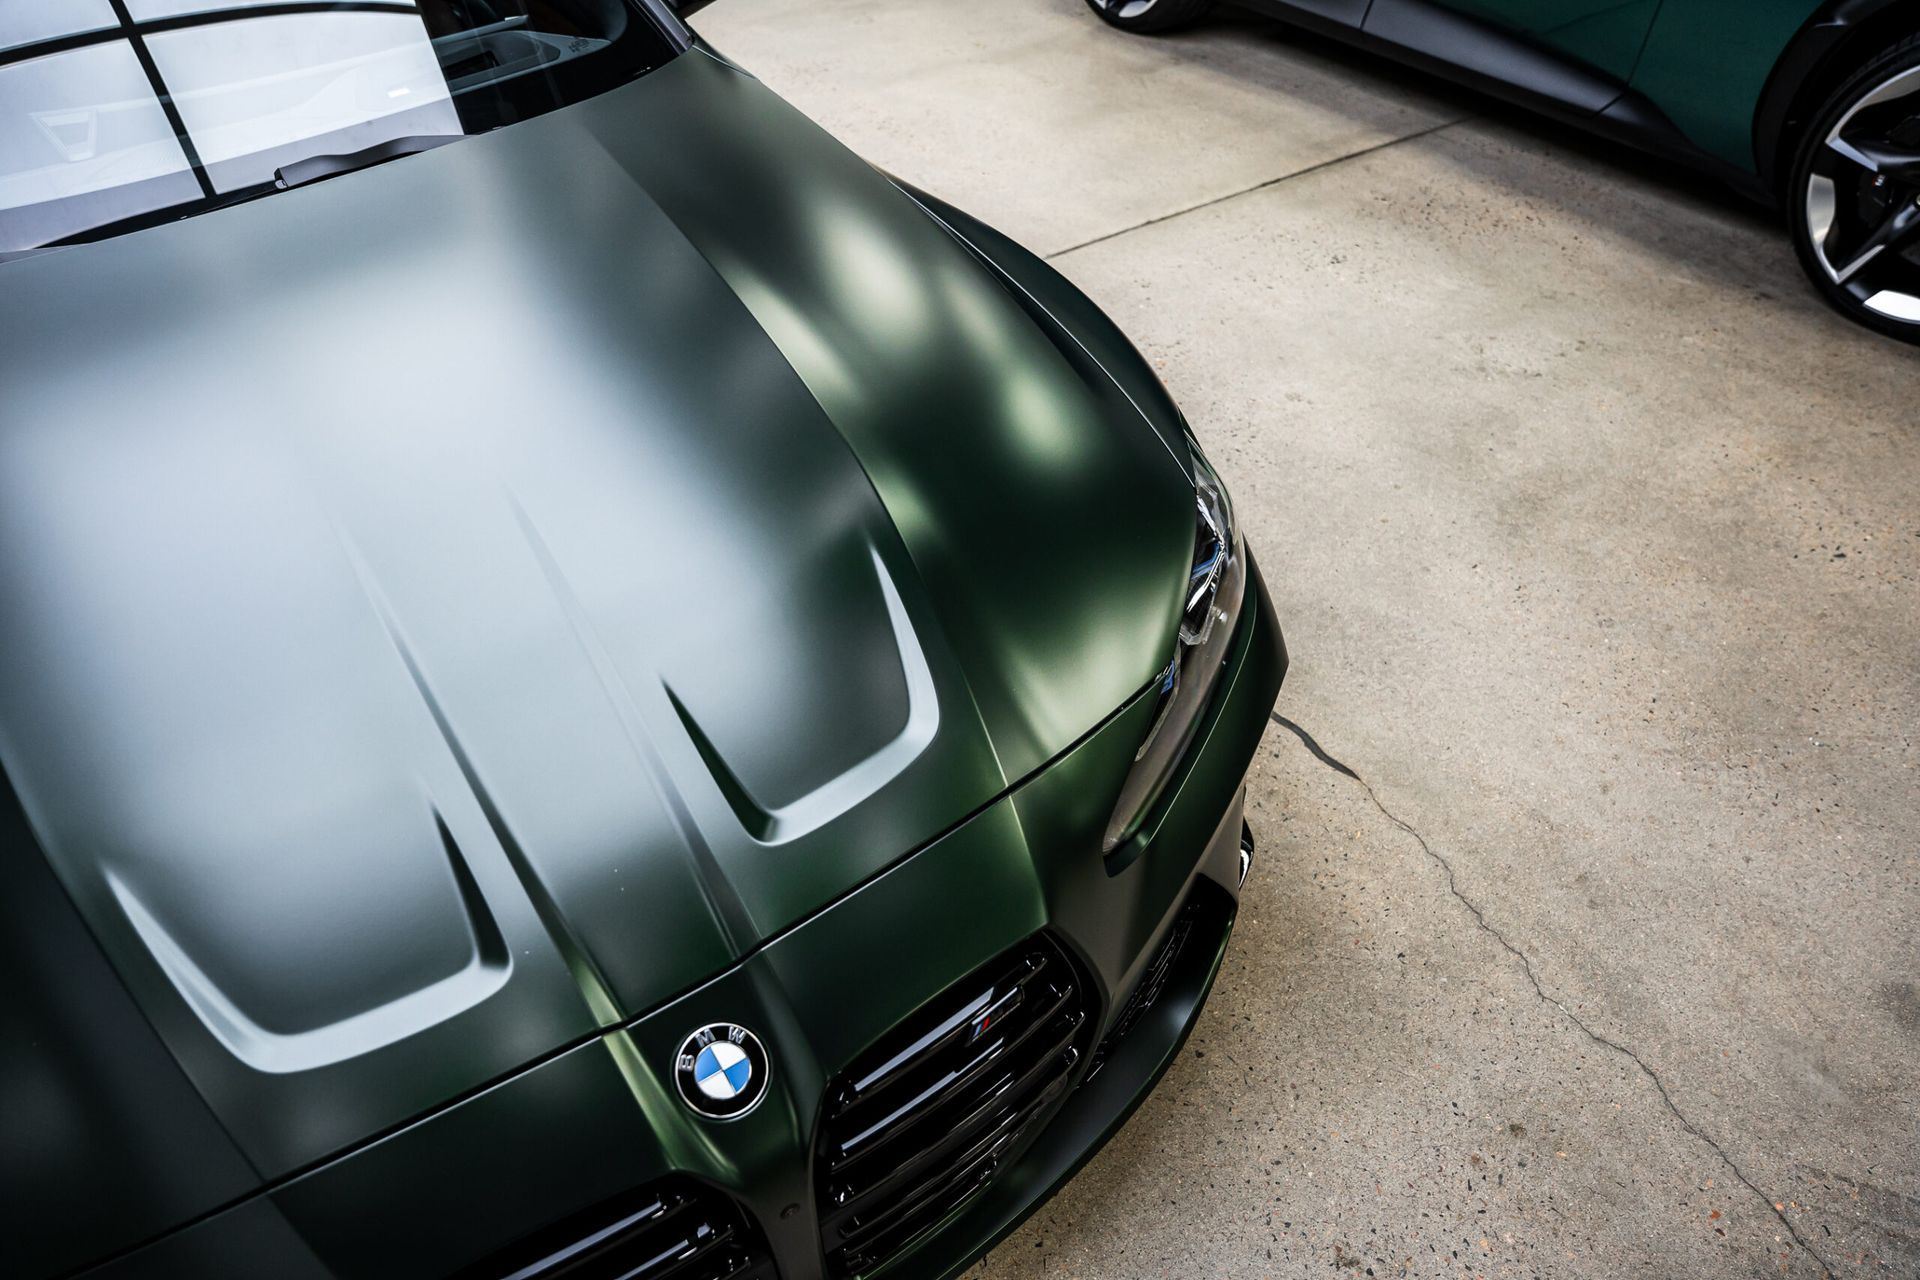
[674,1023,770,1119]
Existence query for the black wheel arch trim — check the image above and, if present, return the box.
[1754,0,1916,198]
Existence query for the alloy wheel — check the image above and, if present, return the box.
[1083,0,1213,34]
[1803,64,1920,326]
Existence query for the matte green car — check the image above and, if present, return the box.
[0,3,1285,1278]
[1090,0,1920,345]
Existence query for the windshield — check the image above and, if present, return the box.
[0,1,674,253]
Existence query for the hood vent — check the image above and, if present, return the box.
[813,936,1091,1277]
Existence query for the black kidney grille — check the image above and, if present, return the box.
[476,1178,777,1280]
[815,937,1090,1278]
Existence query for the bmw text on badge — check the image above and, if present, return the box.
[674,1024,771,1119]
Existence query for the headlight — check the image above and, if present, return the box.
[1103,438,1247,853]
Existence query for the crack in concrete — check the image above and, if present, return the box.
[1044,116,1471,260]
[1268,712,1838,1279]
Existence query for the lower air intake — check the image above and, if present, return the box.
[1088,899,1196,1080]
[814,936,1091,1278]
[470,1177,776,1280]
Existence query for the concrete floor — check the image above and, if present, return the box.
[699,3,1920,1276]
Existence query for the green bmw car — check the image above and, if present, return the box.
[0,2,1285,1278]
[1090,0,1920,345]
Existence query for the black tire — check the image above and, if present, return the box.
[1084,0,1214,35]
[1788,32,1920,345]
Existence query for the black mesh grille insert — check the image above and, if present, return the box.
[466,1177,777,1280]
[814,936,1091,1278]
[1088,900,1196,1079]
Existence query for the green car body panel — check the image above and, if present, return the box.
[0,26,1286,1280]
[1630,0,1853,174]
[1461,0,1664,85]
[1236,0,1909,191]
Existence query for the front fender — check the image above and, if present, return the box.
[890,178,1198,483]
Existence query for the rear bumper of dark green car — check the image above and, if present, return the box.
[79,562,1286,1280]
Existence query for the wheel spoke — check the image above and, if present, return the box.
[1835,199,1920,284]
[1831,133,1920,182]
[1827,134,1881,172]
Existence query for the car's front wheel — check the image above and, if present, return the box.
[1790,34,1920,345]
[1083,0,1214,35]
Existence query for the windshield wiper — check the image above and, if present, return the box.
[274,134,466,191]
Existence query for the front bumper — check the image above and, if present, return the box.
[78,564,1286,1280]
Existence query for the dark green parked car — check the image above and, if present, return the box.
[0,2,1285,1278]
[1090,0,1920,345]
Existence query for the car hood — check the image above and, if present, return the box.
[0,49,1195,1186]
